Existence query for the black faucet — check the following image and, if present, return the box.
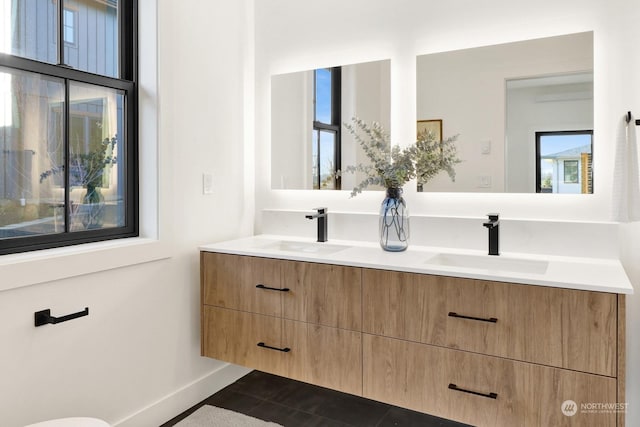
[482,213,500,256]
[305,207,328,242]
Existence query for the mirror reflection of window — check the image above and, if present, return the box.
[270,59,390,190]
[312,68,341,190]
[535,131,593,194]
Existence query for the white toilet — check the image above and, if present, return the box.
[24,418,110,427]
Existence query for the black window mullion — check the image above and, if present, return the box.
[118,0,124,78]
[124,87,138,231]
[0,55,134,91]
[332,68,341,190]
[64,79,70,233]
[58,0,65,66]
[119,0,137,81]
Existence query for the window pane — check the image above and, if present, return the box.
[315,68,332,124]
[0,67,65,239]
[312,130,319,189]
[0,0,58,63]
[68,81,124,231]
[64,0,119,77]
[319,131,336,190]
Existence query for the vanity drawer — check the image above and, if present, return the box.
[283,319,362,395]
[282,261,362,331]
[202,306,362,395]
[362,269,617,376]
[201,253,283,317]
[363,334,617,427]
[202,306,286,376]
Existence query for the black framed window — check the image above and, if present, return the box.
[535,130,593,194]
[0,0,137,255]
[312,67,341,190]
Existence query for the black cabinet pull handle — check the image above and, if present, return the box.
[257,342,290,352]
[256,284,290,292]
[34,307,89,327]
[448,312,497,323]
[448,383,497,399]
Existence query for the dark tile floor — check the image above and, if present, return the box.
[160,370,472,427]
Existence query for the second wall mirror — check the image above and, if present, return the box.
[416,31,594,194]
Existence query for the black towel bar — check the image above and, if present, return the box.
[626,111,640,126]
[34,307,89,326]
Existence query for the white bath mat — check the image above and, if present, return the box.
[174,405,284,427]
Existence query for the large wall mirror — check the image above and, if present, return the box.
[271,59,390,190]
[416,32,593,193]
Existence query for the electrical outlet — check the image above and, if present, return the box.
[203,173,214,195]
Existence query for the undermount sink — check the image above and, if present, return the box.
[425,253,549,275]
[261,240,350,255]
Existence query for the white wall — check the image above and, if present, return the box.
[271,70,310,189]
[254,0,640,425]
[0,1,254,426]
[341,60,391,191]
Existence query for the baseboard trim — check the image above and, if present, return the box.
[112,363,251,427]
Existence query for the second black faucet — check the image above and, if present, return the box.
[482,213,500,256]
[305,207,328,242]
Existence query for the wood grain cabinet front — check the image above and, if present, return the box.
[281,261,362,331]
[201,253,362,331]
[202,306,287,377]
[283,319,362,395]
[362,268,617,376]
[201,252,625,426]
[201,252,283,317]
[201,254,363,395]
[201,306,362,395]
[363,334,617,427]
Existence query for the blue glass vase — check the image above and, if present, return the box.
[379,187,409,252]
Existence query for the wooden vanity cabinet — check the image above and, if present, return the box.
[200,253,362,395]
[201,252,625,426]
[362,268,617,376]
[361,268,624,427]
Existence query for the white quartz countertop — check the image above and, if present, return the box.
[199,235,634,294]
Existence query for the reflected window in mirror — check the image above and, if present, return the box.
[313,68,341,189]
[535,131,593,194]
[271,59,390,190]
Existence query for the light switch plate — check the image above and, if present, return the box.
[480,140,491,155]
[478,175,492,188]
[203,173,214,195]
